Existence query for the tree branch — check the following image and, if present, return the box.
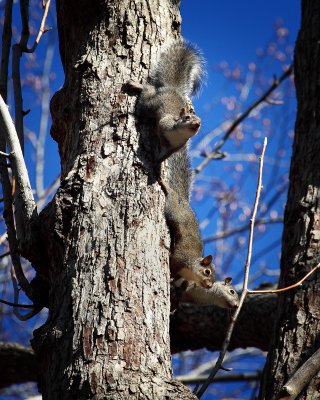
[0,95,37,231]
[195,66,293,175]
[279,347,320,400]
[170,293,277,354]
[177,372,261,385]
[204,216,283,243]
[0,0,13,102]
[12,0,52,151]
[0,95,36,303]
[0,342,37,389]
[0,295,276,389]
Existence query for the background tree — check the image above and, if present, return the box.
[259,1,320,398]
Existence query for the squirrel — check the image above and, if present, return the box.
[127,42,205,161]
[159,147,215,289]
[129,43,237,301]
[128,42,215,289]
[172,277,239,309]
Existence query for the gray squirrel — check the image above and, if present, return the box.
[128,42,204,161]
[159,148,215,290]
[129,42,238,308]
[172,277,239,309]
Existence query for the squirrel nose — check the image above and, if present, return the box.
[192,122,200,130]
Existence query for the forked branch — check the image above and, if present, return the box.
[195,65,293,175]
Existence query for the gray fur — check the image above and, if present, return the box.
[149,42,206,97]
[167,145,192,201]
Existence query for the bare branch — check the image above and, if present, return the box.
[27,0,52,53]
[279,347,320,399]
[0,95,37,304]
[196,138,267,398]
[0,0,13,102]
[178,372,261,385]
[12,0,52,151]
[204,216,283,243]
[0,251,10,258]
[195,66,293,175]
[170,293,277,353]
[0,297,34,308]
[0,342,36,388]
[248,263,320,294]
[0,94,37,234]
[11,266,40,320]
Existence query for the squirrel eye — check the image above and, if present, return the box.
[230,289,235,294]
[203,269,211,276]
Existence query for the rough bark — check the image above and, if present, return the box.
[0,295,277,389]
[259,2,320,398]
[30,0,198,399]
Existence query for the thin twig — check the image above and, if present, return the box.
[26,0,51,53]
[0,297,34,308]
[12,0,51,151]
[11,266,39,320]
[279,347,320,400]
[195,66,293,175]
[196,138,268,399]
[203,216,283,243]
[0,251,10,259]
[248,263,320,294]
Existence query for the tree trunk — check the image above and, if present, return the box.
[259,2,320,398]
[31,0,197,398]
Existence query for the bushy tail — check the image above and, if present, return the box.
[149,42,206,97]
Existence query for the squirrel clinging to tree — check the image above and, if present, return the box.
[129,42,238,308]
[128,42,204,161]
[159,147,215,289]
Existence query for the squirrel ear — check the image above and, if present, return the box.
[224,277,232,285]
[180,107,186,118]
[201,255,213,266]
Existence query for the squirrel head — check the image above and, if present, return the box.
[197,255,214,289]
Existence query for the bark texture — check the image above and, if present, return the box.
[259,2,320,398]
[31,0,197,399]
[0,296,277,390]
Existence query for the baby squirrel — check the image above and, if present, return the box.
[128,42,204,161]
[173,277,239,309]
